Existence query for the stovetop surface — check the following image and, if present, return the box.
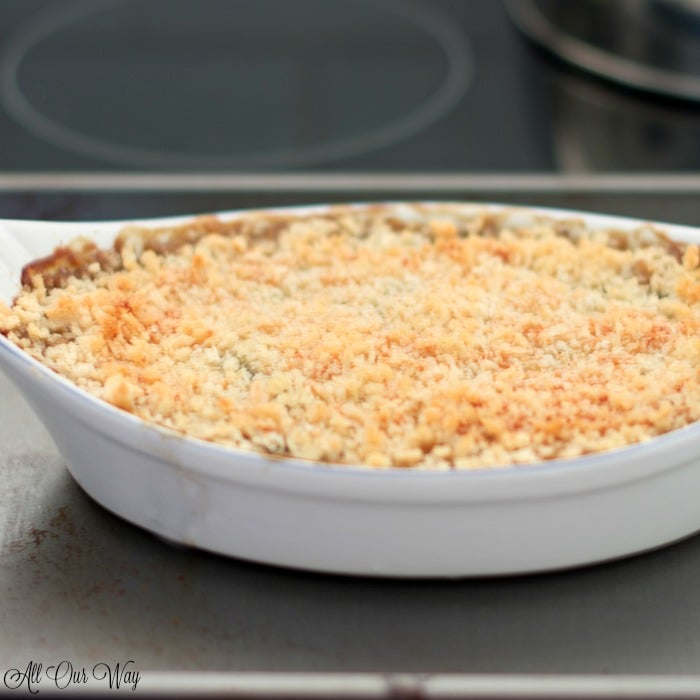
[3,0,700,174]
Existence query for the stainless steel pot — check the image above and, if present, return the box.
[506,0,700,102]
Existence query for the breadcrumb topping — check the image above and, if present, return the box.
[3,204,700,470]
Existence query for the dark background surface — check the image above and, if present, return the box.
[2,0,700,173]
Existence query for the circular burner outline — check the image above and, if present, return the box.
[0,0,473,169]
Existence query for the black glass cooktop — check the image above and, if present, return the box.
[2,0,700,173]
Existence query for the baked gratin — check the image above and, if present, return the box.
[2,204,700,470]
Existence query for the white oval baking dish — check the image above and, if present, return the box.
[2,203,700,577]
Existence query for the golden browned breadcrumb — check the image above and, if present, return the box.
[2,204,700,469]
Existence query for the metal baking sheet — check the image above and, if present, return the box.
[3,181,700,697]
